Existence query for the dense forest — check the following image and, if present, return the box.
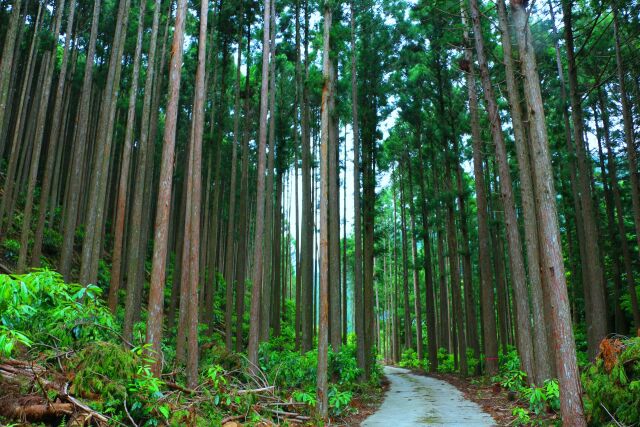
[1,0,640,424]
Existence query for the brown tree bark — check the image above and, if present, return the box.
[597,90,640,327]
[317,1,333,416]
[223,9,244,350]
[17,0,67,271]
[30,0,76,266]
[145,0,189,374]
[350,0,365,371]
[107,0,147,311]
[122,0,164,342]
[247,0,272,367]
[59,0,101,280]
[469,0,535,381]
[399,170,412,351]
[561,0,608,358]
[613,10,640,288]
[0,0,23,155]
[406,155,423,361]
[495,0,552,383]
[511,2,586,422]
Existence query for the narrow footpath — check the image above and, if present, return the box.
[362,366,497,426]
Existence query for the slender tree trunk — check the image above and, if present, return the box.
[495,0,551,383]
[260,4,277,343]
[18,0,69,269]
[235,30,252,352]
[511,3,586,422]
[593,102,627,332]
[406,155,423,361]
[399,171,412,351]
[247,0,272,367]
[350,0,365,371]
[300,0,314,353]
[223,10,244,350]
[317,1,333,416]
[31,0,76,266]
[597,90,640,327]
[108,0,147,310]
[79,0,131,285]
[0,0,23,154]
[122,0,164,342]
[415,141,438,370]
[146,0,188,374]
[469,0,535,381]
[613,10,640,287]
[59,0,101,279]
[561,0,608,358]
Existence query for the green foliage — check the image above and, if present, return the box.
[1,238,20,262]
[437,348,456,373]
[512,407,531,426]
[582,337,640,424]
[0,270,115,354]
[399,348,421,369]
[43,227,63,253]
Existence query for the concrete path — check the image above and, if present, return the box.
[362,366,496,426]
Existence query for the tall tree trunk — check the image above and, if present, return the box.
[260,4,277,343]
[561,0,608,358]
[31,0,77,266]
[399,171,412,351]
[247,0,272,367]
[108,0,147,310]
[511,2,586,422]
[79,0,131,285]
[469,0,535,381]
[495,0,551,383]
[223,10,244,350]
[613,10,640,290]
[122,0,164,342]
[597,90,640,327]
[17,35,59,271]
[235,29,252,352]
[0,0,23,154]
[59,0,102,279]
[592,101,627,332]
[350,0,365,371]
[444,157,467,375]
[406,155,423,361]
[317,1,333,416]
[300,0,314,353]
[416,140,438,370]
[146,0,188,374]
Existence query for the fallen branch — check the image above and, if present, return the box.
[237,385,275,395]
[165,381,196,395]
[1,401,74,421]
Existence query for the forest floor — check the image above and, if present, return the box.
[361,366,496,426]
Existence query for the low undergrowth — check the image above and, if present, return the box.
[0,270,381,426]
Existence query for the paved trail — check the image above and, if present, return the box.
[362,366,496,426]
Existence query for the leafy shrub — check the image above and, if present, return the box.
[0,270,116,354]
[437,348,456,373]
[2,238,20,262]
[583,337,640,424]
[399,348,421,369]
[43,227,63,253]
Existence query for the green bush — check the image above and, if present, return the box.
[0,270,115,354]
[437,348,456,373]
[399,348,421,369]
[583,337,640,424]
[43,227,63,253]
[2,238,20,262]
